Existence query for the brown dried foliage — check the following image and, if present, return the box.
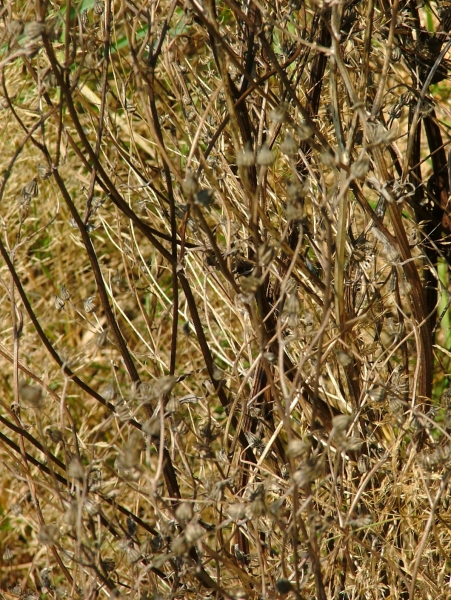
[1,0,451,598]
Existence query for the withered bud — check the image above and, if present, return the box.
[38,524,60,545]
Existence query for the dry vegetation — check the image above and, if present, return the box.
[2,0,451,598]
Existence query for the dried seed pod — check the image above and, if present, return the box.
[95,329,108,347]
[257,143,275,166]
[257,242,275,267]
[67,457,84,479]
[62,502,77,526]
[182,170,198,196]
[245,432,265,455]
[297,121,313,140]
[245,485,266,518]
[152,375,177,397]
[368,122,398,146]
[332,414,353,434]
[38,524,60,545]
[320,149,339,167]
[348,514,372,528]
[7,20,24,39]
[283,291,300,323]
[280,132,298,156]
[234,544,250,562]
[285,202,304,221]
[37,163,52,180]
[94,0,105,14]
[293,455,324,485]
[357,455,370,474]
[228,503,247,521]
[102,382,117,402]
[19,382,43,408]
[236,143,255,166]
[80,10,89,28]
[171,534,189,555]
[84,296,96,313]
[336,350,352,366]
[366,386,386,402]
[342,436,364,451]
[269,103,288,123]
[287,438,310,458]
[185,519,205,542]
[240,275,261,293]
[60,283,71,300]
[54,295,65,310]
[124,542,141,563]
[350,156,370,180]
[22,178,38,198]
[80,491,98,515]
[47,428,63,443]
[391,46,402,62]
[24,21,45,40]
[175,502,193,522]
[389,101,403,120]
[125,98,136,113]
[165,395,179,414]
[100,558,115,573]
[88,468,102,491]
[45,18,62,41]
[143,417,161,440]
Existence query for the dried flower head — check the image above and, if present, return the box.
[287,438,310,458]
[366,386,386,402]
[297,121,313,140]
[24,21,45,40]
[350,156,370,180]
[94,0,105,14]
[269,103,288,123]
[63,501,78,526]
[38,524,60,545]
[185,519,205,542]
[100,558,115,573]
[280,132,298,156]
[236,143,255,166]
[175,502,193,522]
[22,178,38,199]
[357,455,370,474]
[182,170,198,197]
[60,283,71,300]
[37,163,52,180]
[257,143,275,166]
[47,428,63,443]
[19,382,43,408]
[54,295,65,310]
[321,149,339,167]
[67,457,84,479]
[84,296,96,313]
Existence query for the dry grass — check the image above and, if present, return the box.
[1,0,451,598]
